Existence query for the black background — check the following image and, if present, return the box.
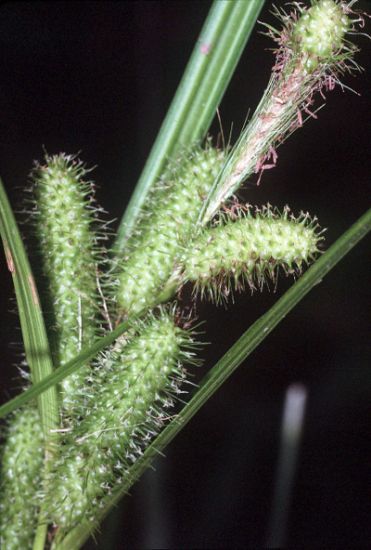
[0,1,370,548]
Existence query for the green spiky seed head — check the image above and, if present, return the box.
[31,154,101,412]
[45,308,199,529]
[181,205,323,303]
[116,142,225,316]
[292,0,350,72]
[0,407,44,550]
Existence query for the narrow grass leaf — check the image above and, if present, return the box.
[0,178,59,435]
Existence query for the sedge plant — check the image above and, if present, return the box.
[0,1,370,548]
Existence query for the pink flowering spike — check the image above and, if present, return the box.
[202,0,364,223]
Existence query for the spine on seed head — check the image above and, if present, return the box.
[44,308,200,530]
[30,154,104,413]
[115,141,225,316]
[202,0,361,222]
[0,407,44,550]
[181,204,323,303]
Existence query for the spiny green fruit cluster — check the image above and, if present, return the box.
[3,119,325,545]
[2,0,367,546]
[31,154,102,412]
[181,205,323,303]
[2,147,324,542]
[292,0,350,73]
[45,309,198,529]
[116,142,225,316]
[0,407,44,550]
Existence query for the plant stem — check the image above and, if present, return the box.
[32,524,48,550]
[114,0,265,252]
[55,208,371,550]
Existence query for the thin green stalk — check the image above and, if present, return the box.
[32,524,48,550]
[114,0,265,252]
[0,179,59,436]
[54,208,371,550]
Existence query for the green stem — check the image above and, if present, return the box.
[33,524,48,550]
[114,0,265,252]
[55,209,371,550]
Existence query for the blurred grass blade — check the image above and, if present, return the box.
[266,383,308,547]
[55,208,371,550]
[114,0,265,253]
[0,178,59,434]
[0,316,133,419]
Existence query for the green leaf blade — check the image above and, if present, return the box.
[0,178,59,435]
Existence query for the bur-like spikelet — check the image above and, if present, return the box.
[0,407,44,550]
[202,0,363,221]
[115,142,225,316]
[45,308,199,529]
[291,0,350,73]
[181,204,323,303]
[30,154,103,412]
